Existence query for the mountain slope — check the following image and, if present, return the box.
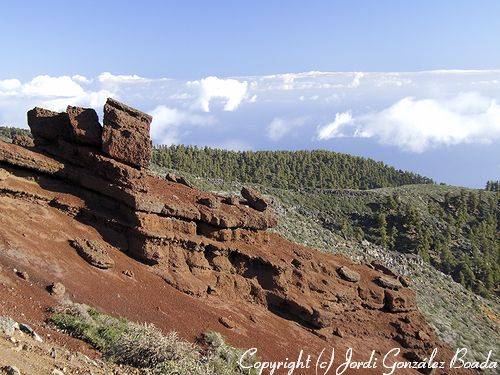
[0,104,470,374]
[273,185,499,298]
[152,145,433,190]
[153,167,499,367]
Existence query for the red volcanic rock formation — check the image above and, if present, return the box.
[66,105,102,147]
[27,107,71,145]
[27,105,102,148]
[102,98,153,168]
[0,99,474,374]
[241,186,269,211]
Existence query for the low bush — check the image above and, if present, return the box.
[51,303,257,374]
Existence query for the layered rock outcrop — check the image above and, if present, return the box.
[102,98,152,168]
[0,99,472,373]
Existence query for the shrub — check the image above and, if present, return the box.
[51,302,257,374]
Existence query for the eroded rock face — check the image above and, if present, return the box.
[102,98,152,168]
[384,290,415,313]
[375,275,402,290]
[241,187,269,212]
[11,134,34,148]
[0,141,278,232]
[337,265,360,282]
[70,238,114,269]
[27,107,71,145]
[66,106,102,147]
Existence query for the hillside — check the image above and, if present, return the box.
[2,125,498,296]
[152,145,433,190]
[2,125,497,297]
[147,162,498,299]
[0,102,475,374]
[272,185,499,298]
[153,147,496,297]
[150,166,499,367]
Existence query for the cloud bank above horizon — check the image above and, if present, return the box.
[1,69,499,186]
[2,69,500,152]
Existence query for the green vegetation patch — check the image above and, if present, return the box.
[152,145,433,190]
[269,185,499,298]
[51,303,257,374]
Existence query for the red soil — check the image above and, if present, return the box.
[0,139,474,375]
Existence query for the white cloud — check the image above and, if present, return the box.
[168,92,193,100]
[72,74,92,84]
[299,94,320,101]
[0,79,22,92]
[281,73,296,90]
[22,75,86,97]
[86,90,116,108]
[349,72,364,88]
[150,105,214,145]
[317,93,500,152]
[190,76,248,112]
[267,117,307,141]
[267,118,288,141]
[41,89,116,112]
[317,112,354,140]
[0,75,117,126]
[98,72,151,84]
[2,70,500,163]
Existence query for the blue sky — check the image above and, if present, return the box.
[1,1,499,187]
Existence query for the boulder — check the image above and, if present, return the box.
[218,316,236,329]
[198,196,221,209]
[371,260,398,277]
[375,275,402,290]
[69,238,115,269]
[47,282,66,297]
[384,290,415,313]
[333,327,345,338]
[165,172,191,187]
[165,172,178,183]
[1,366,21,375]
[399,275,411,287]
[102,98,152,168]
[19,323,43,342]
[337,266,360,282]
[224,195,240,205]
[0,316,18,338]
[15,270,29,280]
[241,187,268,212]
[122,269,135,278]
[27,107,70,145]
[66,106,102,147]
[11,134,34,148]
